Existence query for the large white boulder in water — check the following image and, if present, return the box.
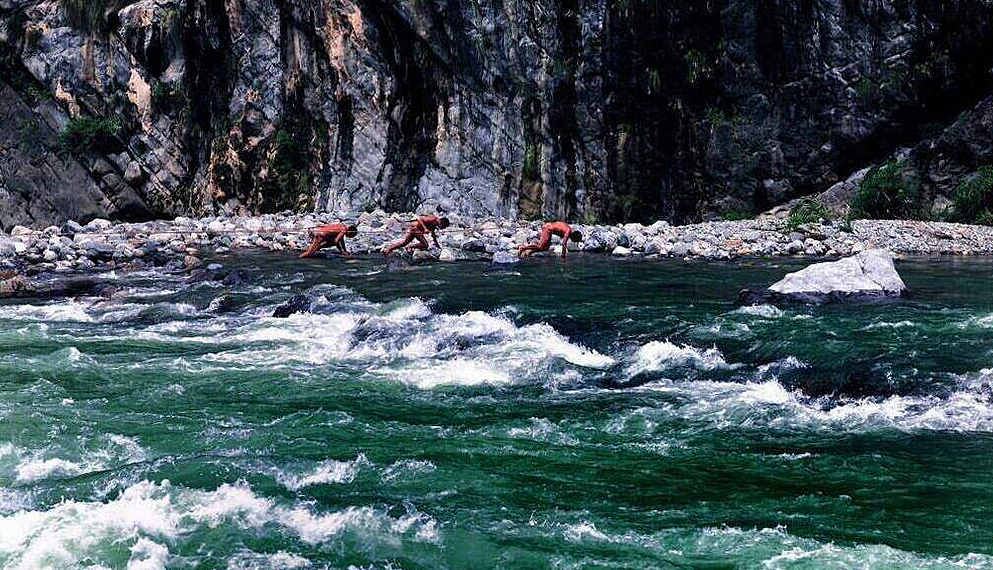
[767,250,907,299]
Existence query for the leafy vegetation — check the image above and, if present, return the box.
[58,117,122,155]
[260,127,311,213]
[854,77,879,101]
[705,107,726,128]
[951,166,993,225]
[60,0,130,34]
[684,50,712,85]
[521,143,540,182]
[850,161,923,220]
[722,209,753,221]
[151,82,186,113]
[785,199,831,231]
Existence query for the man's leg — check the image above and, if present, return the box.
[534,232,552,252]
[383,231,415,256]
[518,244,539,257]
[406,233,429,252]
[299,233,328,258]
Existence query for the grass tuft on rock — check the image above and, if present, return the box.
[850,161,922,220]
[785,199,831,231]
[951,166,993,226]
[58,116,121,155]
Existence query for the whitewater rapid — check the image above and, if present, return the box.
[1,257,993,569]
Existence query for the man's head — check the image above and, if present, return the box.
[439,217,450,229]
[346,225,359,238]
[571,230,583,242]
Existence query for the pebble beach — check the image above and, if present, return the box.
[2,211,993,278]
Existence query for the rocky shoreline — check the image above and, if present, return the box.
[2,212,993,279]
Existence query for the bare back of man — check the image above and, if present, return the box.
[518,221,581,259]
[383,215,450,256]
[299,224,358,258]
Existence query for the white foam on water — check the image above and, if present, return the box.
[862,320,916,331]
[275,454,370,490]
[955,312,993,329]
[226,550,312,570]
[380,297,433,321]
[0,300,96,323]
[548,522,993,569]
[507,418,579,446]
[380,459,436,484]
[127,537,169,570]
[627,341,731,377]
[379,358,512,389]
[693,321,753,339]
[0,479,440,570]
[641,369,993,433]
[562,521,610,543]
[3,434,147,485]
[15,457,86,483]
[733,304,785,319]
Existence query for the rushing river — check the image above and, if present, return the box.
[1,254,993,569]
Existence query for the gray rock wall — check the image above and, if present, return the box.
[1,0,992,228]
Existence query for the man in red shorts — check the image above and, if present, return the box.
[382,215,450,256]
[299,223,359,258]
[517,221,582,259]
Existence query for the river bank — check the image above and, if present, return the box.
[2,211,993,276]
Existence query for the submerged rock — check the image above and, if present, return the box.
[492,251,520,264]
[410,250,438,264]
[741,250,907,304]
[273,294,311,318]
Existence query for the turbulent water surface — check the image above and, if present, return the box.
[1,254,993,569]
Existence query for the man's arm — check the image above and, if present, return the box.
[335,232,350,256]
[561,231,570,258]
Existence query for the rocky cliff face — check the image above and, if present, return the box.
[1,0,992,229]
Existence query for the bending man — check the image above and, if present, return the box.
[299,223,358,258]
[518,221,582,259]
[382,215,450,256]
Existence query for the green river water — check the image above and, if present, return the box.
[1,254,993,569]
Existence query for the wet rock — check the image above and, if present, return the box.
[0,237,19,258]
[61,220,85,236]
[273,294,312,318]
[742,250,907,304]
[461,238,487,253]
[86,219,113,231]
[410,250,438,264]
[582,229,618,252]
[492,251,519,264]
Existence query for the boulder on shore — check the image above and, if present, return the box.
[740,250,907,304]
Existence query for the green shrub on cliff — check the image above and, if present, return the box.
[260,128,310,213]
[58,117,121,155]
[951,166,993,226]
[850,161,922,220]
[60,0,134,34]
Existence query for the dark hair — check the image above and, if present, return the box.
[439,217,450,229]
[571,230,583,242]
[346,225,358,236]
